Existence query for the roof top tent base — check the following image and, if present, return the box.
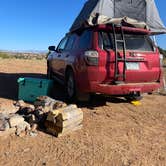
[70,0,166,35]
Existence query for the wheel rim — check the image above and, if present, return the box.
[67,74,74,98]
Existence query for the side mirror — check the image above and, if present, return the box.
[48,46,56,51]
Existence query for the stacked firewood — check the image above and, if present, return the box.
[0,96,83,138]
[45,104,83,137]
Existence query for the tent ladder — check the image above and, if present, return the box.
[112,24,127,84]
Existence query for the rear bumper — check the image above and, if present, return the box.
[87,81,163,95]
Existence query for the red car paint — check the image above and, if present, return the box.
[47,25,163,97]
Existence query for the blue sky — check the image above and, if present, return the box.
[0,0,165,51]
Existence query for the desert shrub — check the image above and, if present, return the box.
[0,51,46,60]
[0,52,11,59]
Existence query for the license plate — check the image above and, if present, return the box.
[126,62,139,70]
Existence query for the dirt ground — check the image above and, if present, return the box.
[0,59,166,166]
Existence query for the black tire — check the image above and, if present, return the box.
[65,70,76,102]
[65,69,91,102]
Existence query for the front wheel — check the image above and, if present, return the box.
[47,65,53,79]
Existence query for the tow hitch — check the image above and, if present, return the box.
[125,91,143,101]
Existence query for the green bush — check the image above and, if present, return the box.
[0,52,11,59]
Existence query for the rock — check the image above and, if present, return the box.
[28,105,35,110]
[14,100,35,115]
[9,114,25,128]
[26,114,39,125]
[0,103,19,114]
[34,96,67,113]
[16,106,35,116]
[4,121,10,130]
[34,96,55,107]
[14,100,26,107]
[16,121,31,136]
[15,99,35,116]
[35,105,43,110]
[0,113,10,131]
[18,131,26,137]
[0,120,4,131]
[31,123,38,132]
[29,131,38,137]
[34,110,44,120]
[0,113,9,120]
[0,119,10,131]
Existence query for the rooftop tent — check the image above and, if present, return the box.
[70,0,166,35]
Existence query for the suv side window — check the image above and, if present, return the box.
[65,34,77,50]
[99,31,113,50]
[57,37,68,52]
[79,30,92,49]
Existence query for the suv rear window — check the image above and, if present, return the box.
[99,32,154,52]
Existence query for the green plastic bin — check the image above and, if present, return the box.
[17,77,54,102]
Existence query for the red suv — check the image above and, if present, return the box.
[47,24,163,101]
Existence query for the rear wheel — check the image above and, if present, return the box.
[66,70,76,101]
[65,69,90,102]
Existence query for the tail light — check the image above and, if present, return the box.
[84,50,99,66]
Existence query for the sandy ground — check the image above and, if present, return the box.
[0,59,166,166]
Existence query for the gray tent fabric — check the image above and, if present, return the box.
[70,0,166,34]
